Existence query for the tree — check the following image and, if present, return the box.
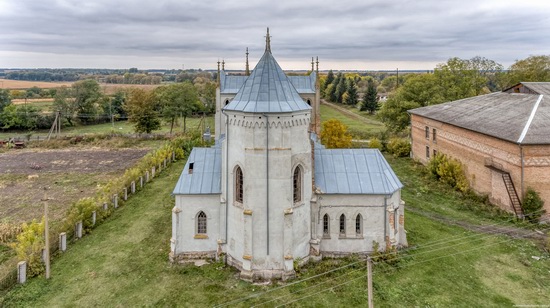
[156,82,201,134]
[334,76,347,103]
[323,70,335,94]
[53,86,76,126]
[0,89,11,113]
[361,80,378,113]
[344,79,359,106]
[328,73,341,102]
[125,89,161,134]
[506,55,550,87]
[320,119,352,148]
[111,90,127,120]
[523,187,545,223]
[72,79,104,124]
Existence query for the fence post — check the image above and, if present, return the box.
[164,159,167,168]
[146,171,150,183]
[131,181,136,194]
[59,232,67,252]
[17,261,27,284]
[75,221,83,239]
[123,187,128,201]
[172,152,175,162]
[92,211,96,225]
[113,194,118,209]
[152,166,156,178]
[103,202,108,211]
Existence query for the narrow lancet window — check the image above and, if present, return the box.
[235,166,243,203]
[293,166,302,203]
[197,211,207,234]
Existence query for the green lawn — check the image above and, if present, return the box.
[1,155,548,307]
[320,104,385,138]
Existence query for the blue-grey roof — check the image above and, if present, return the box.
[223,50,311,113]
[172,147,221,195]
[288,73,316,94]
[220,73,248,94]
[314,148,403,195]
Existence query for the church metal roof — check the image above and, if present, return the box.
[314,148,403,195]
[287,73,316,94]
[220,73,248,94]
[223,50,311,113]
[172,147,222,195]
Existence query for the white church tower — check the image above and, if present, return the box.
[221,29,312,279]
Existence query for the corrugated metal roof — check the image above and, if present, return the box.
[409,91,550,144]
[220,74,248,94]
[172,147,222,195]
[288,73,316,94]
[223,50,311,113]
[314,148,403,195]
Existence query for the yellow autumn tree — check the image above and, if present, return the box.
[320,119,352,148]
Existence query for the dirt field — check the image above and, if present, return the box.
[100,83,161,95]
[0,148,149,225]
[11,98,54,105]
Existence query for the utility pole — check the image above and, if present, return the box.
[367,257,374,308]
[42,187,51,279]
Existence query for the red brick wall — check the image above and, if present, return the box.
[411,114,550,215]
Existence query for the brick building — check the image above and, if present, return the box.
[409,82,550,218]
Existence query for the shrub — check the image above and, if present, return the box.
[427,153,470,193]
[65,197,98,234]
[386,137,411,157]
[523,188,545,223]
[0,223,23,244]
[10,219,45,277]
[367,137,383,150]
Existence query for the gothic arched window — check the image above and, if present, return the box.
[293,166,302,203]
[355,214,362,235]
[323,214,330,236]
[235,166,243,203]
[306,99,311,106]
[197,211,207,234]
[339,214,346,235]
[225,99,230,106]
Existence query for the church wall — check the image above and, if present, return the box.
[316,192,405,256]
[171,195,220,260]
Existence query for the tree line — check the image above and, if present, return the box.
[0,77,216,133]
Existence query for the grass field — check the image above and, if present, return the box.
[320,104,385,138]
[0,116,215,140]
[0,79,72,89]
[1,154,548,307]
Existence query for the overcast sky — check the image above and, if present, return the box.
[0,0,549,70]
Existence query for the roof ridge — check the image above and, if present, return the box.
[517,94,544,144]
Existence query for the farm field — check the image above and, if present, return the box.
[0,79,72,89]
[320,102,385,138]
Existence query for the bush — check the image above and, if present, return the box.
[427,153,470,193]
[65,197,99,234]
[10,219,45,277]
[367,137,383,150]
[523,188,545,223]
[386,137,411,157]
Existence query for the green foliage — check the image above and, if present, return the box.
[0,89,11,113]
[522,188,545,223]
[505,55,550,87]
[155,82,201,133]
[125,88,161,134]
[367,137,383,150]
[386,137,411,157]
[320,119,352,148]
[361,80,378,113]
[65,198,98,234]
[427,153,470,193]
[10,219,45,277]
[335,76,348,104]
[344,79,359,106]
[53,86,76,126]
[371,241,399,266]
[72,79,104,124]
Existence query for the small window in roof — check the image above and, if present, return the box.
[189,162,194,174]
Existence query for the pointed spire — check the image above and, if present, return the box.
[311,57,314,71]
[245,47,250,76]
[217,59,220,83]
[222,59,225,71]
[316,56,319,74]
[265,27,271,52]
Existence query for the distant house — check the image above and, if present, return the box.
[409,82,550,218]
[169,30,407,281]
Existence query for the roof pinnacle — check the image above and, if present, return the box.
[245,47,250,76]
[265,27,271,52]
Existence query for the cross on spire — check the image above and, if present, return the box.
[265,27,271,52]
[222,59,225,70]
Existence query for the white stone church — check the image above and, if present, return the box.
[170,30,407,281]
